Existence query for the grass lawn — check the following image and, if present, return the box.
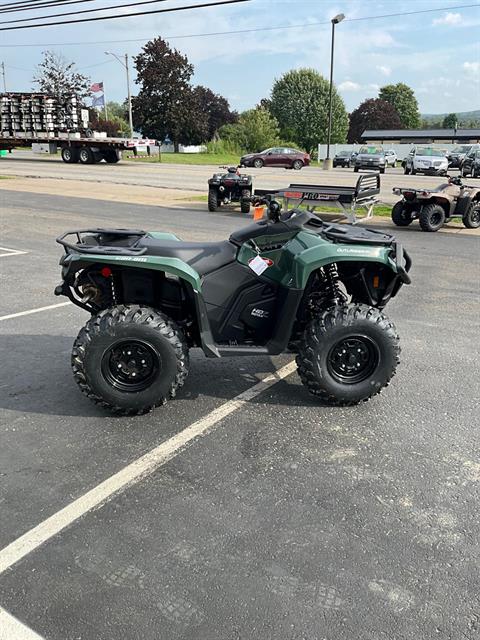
[182,195,393,217]
[124,152,240,166]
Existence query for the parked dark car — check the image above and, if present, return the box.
[461,149,480,178]
[240,147,310,170]
[354,146,387,173]
[333,150,355,168]
[447,145,478,169]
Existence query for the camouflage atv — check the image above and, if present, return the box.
[391,176,480,231]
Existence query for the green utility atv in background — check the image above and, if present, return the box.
[55,197,411,415]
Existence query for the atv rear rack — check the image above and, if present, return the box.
[56,228,148,256]
[255,173,381,224]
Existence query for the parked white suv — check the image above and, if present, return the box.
[404,147,448,176]
[385,150,397,167]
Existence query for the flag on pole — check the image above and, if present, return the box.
[90,82,104,93]
[92,94,105,107]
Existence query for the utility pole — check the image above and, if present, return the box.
[1,62,6,92]
[125,53,134,139]
[105,51,134,139]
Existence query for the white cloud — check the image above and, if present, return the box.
[433,12,462,26]
[377,65,391,77]
[338,81,361,91]
[463,61,480,74]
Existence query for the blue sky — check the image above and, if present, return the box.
[1,0,479,115]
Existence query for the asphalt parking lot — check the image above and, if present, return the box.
[1,189,479,640]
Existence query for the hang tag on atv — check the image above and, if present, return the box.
[248,255,269,276]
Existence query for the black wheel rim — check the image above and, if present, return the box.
[430,210,443,227]
[471,208,480,224]
[327,335,380,384]
[101,339,161,392]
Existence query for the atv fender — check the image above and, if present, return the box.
[430,197,453,216]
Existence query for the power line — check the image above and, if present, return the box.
[0,0,90,11]
[0,2,477,41]
[1,0,170,23]
[0,0,249,29]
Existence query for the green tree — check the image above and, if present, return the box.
[105,101,128,121]
[219,107,280,152]
[132,37,194,151]
[348,98,402,143]
[442,113,458,128]
[132,38,236,149]
[378,83,420,129]
[192,86,237,140]
[33,51,91,103]
[269,68,348,153]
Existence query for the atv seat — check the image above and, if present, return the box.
[140,238,237,276]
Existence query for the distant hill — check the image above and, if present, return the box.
[421,110,480,124]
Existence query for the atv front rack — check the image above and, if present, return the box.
[56,228,148,256]
[255,173,381,224]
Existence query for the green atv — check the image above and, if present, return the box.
[55,197,411,415]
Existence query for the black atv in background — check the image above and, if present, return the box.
[208,166,252,214]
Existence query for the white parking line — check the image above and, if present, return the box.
[0,360,296,576]
[0,606,45,639]
[0,247,28,258]
[0,302,71,322]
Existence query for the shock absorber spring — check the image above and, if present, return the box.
[322,263,342,305]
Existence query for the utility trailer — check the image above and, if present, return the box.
[254,173,381,224]
[0,91,153,164]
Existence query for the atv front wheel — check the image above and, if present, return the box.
[240,198,251,214]
[208,188,219,212]
[296,304,400,406]
[71,305,189,415]
[419,203,445,232]
[391,202,412,226]
[463,202,480,229]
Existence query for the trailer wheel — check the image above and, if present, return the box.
[78,147,95,164]
[104,149,121,163]
[61,147,79,163]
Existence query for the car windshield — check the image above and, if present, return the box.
[337,151,350,156]
[451,146,471,153]
[416,148,445,157]
[358,146,383,154]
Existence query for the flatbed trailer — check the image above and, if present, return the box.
[0,91,156,164]
[254,173,381,224]
[0,135,156,164]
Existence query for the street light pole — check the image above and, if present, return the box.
[105,51,134,139]
[323,13,345,170]
[125,53,134,140]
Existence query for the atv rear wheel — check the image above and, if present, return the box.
[208,188,219,212]
[419,203,445,232]
[71,305,189,415]
[391,202,413,226]
[296,304,400,406]
[463,202,480,229]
